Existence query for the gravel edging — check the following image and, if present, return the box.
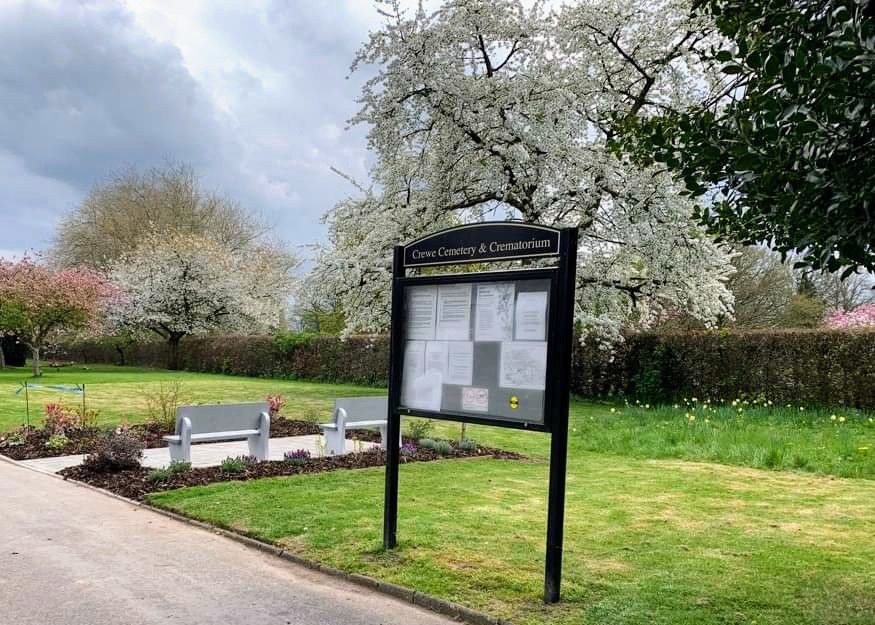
[0,452,514,625]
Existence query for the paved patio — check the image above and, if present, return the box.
[18,434,378,474]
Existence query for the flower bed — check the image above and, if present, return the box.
[59,443,522,501]
[0,416,323,461]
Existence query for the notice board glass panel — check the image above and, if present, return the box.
[399,277,551,425]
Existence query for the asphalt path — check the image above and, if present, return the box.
[0,460,456,625]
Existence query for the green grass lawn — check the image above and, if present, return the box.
[151,453,875,625]
[4,363,875,623]
[0,364,379,432]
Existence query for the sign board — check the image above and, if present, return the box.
[382,221,578,604]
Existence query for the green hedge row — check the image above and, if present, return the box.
[62,329,875,408]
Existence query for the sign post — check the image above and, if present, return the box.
[382,222,578,603]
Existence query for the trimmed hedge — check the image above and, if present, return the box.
[62,329,875,409]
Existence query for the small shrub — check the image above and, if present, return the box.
[407,419,434,440]
[75,407,100,430]
[43,401,82,434]
[220,455,257,474]
[168,460,192,475]
[83,428,144,472]
[145,467,171,483]
[284,449,311,465]
[400,442,417,457]
[303,407,324,423]
[315,435,327,457]
[433,440,453,455]
[418,438,436,450]
[45,433,70,450]
[145,461,191,483]
[458,439,478,453]
[5,431,27,446]
[266,394,286,417]
[144,381,187,432]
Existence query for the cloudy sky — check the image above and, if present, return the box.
[0,0,404,261]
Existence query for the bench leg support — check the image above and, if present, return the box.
[168,442,190,463]
[324,428,345,456]
[248,412,270,461]
[248,434,268,461]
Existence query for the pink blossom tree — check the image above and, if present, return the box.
[824,303,875,330]
[0,258,114,376]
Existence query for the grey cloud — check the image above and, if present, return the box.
[0,2,228,188]
[0,0,387,259]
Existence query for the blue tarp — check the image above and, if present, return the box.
[15,383,84,395]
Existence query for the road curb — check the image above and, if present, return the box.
[0,452,510,625]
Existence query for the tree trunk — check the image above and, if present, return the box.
[31,346,41,377]
[0,343,5,370]
[167,335,182,370]
[115,345,126,367]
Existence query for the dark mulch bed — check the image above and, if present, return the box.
[0,426,102,460]
[59,443,523,501]
[0,416,326,461]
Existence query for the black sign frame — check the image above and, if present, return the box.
[383,222,578,604]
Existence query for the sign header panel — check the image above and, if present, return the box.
[404,222,561,267]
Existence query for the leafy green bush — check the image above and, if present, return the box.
[432,440,453,455]
[168,460,192,475]
[144,381,187,432]
[220,455,257,474]
[145,467,171,483]
[406,418,434,441]
[83,428,144,472]
[417,438,436,450]
[146,461,191,483]
[458,439,477,453]
[45,433,70,450]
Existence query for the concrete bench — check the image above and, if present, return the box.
[319,397,396,456]
[163,402,270,463]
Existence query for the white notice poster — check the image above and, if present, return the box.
[474,282,515,341]
[402,370,443,411]
[406,286,437,340]
[446,341,474,386]
[402,341,442,410]
[425,341,449,379]
[514,292,548,341]
[402,341,426,384]
[436,284,472,340]
[499,341,548,390]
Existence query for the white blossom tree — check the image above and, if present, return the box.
[310,0,735,340]
[110,233,295,368]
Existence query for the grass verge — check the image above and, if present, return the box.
[149,453,875,625]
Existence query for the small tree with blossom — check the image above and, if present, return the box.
[109,232,295,369]
[824,304,875,330]
[0,258,113,376]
